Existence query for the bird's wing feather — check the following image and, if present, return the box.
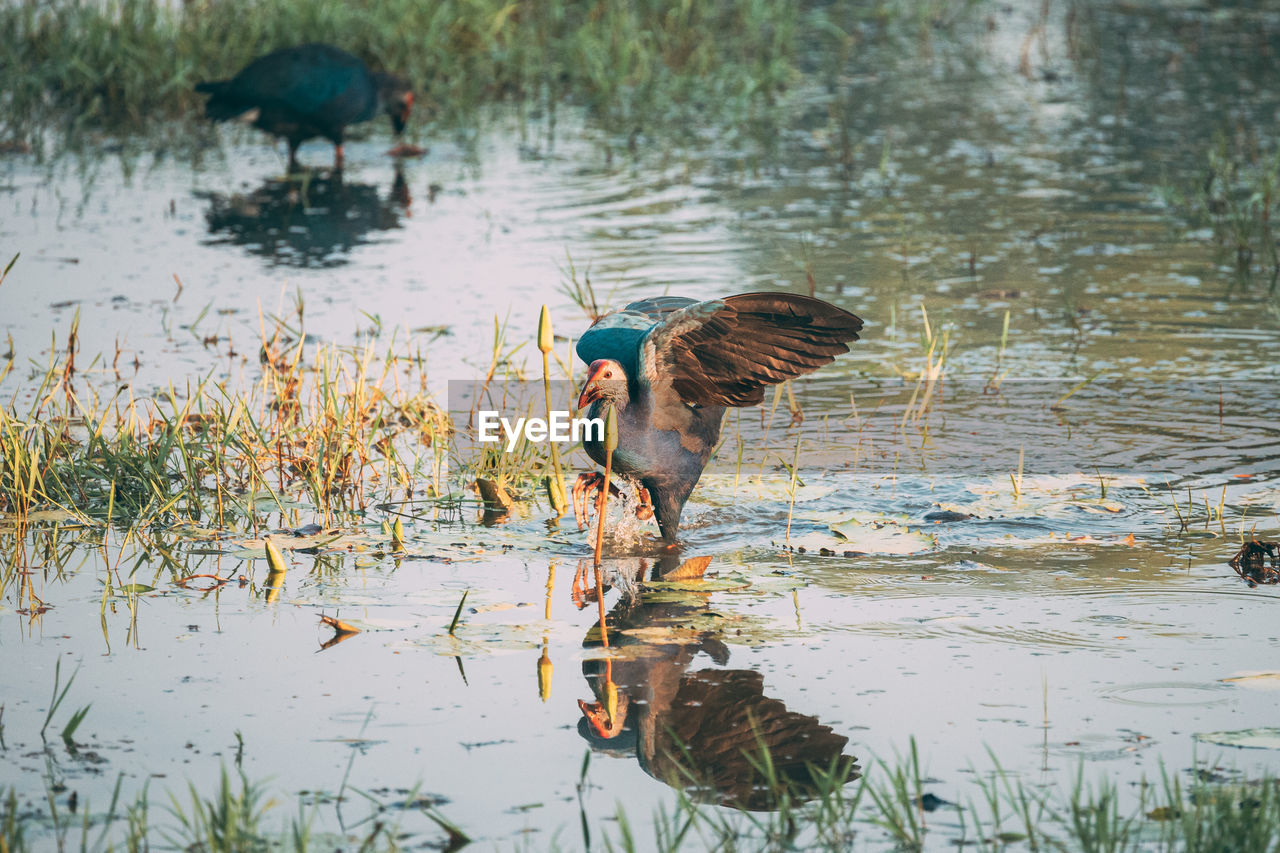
[639,292,863,407]
[225,45,373,124]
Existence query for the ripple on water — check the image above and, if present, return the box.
[1048,730,1157,761]
[1097,681,1234,708]
[845,620,1118,652]
[1047,585,1280,606]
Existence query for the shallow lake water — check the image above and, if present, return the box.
[2,2,1280,848]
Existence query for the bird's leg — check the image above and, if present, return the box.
[287,140,301,173]
[570,558,603,608]
[572,472,620,531]
[572,473,599,530]
[570,559,589,607]
[333,144,345,172]
[635,485,654,520]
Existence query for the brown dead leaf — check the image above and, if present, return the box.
[320,614,360,636]
[475,478,514,509]
[661,555,713,581]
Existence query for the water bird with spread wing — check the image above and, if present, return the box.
[196,44,413,170]
[574,292,863,543]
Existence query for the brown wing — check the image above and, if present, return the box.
[640,292,863,407]
[645,669,859,810]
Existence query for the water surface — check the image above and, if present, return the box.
[2,1,1280,847]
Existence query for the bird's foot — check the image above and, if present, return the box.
[572,472,619,530]
[635,486,654,521]
[574,474,657,531]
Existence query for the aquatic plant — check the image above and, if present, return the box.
[0,0,799,141]
[1162,132,1280,293]
[0,310,450,529]
[166,767,274,853]
[0,0,1009,158]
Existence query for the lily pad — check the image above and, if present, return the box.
[169,524,227,540]
[661,555,712,580]
[694,474,836,505]
[1219,672,1280,690]
[0,508,80,532]
[581,643,668,662]
[1195,728,1280,750]
[1066,500,1126,514]
[618,626,704,644]
[949,473,1144,518]
[645,575,752,593]
[785,512,937,555]
[414,623,545,656]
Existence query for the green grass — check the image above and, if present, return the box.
[0,308,452,530]
[4,749,1280,851]
[0,0,798,140]
[0,0,1004,152]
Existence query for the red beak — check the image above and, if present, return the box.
[577,383,599,411]
[577,361,609,411]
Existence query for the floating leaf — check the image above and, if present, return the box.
[470,602,533,615]
[646,575,751,593]
[795,514,937,555]
[661,555,712,581]
[475,478,514,509]
[1195,728,1280,750]
[696,475,835,505]
[1067,500,1125,514]
[1220,672,1280,690]
[618,626,703,644]
[319,615,360,636]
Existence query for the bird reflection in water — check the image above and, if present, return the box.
[198,165,412,267]
[574,555,859,810]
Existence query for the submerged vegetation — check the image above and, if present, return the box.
[1162,132,1280,292]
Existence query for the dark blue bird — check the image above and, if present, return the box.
[574,292,863,543]
[196,44,413,170]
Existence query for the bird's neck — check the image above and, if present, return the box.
[592,394,630,416]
